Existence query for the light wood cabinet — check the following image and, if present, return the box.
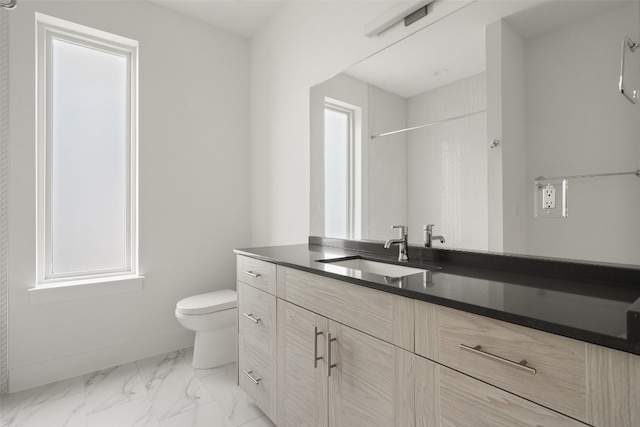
[238,337,277,420]
[587,344,640,427]
[415,355,587,427]
[237,254,640,427]
[277,299,414,427]
[238,282,277,355]
[277,266,414,351]
[277,299,328,427]
[237,255,277,295]
[237,256,278,423]
[415,299,640,427]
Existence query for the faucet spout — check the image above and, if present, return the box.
[385,225,409,261]
[423,224,445,248]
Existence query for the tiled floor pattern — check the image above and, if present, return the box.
[0,348,275,427]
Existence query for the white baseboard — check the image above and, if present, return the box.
[8,329,194,393]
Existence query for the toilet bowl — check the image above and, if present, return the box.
[175,289,237,369]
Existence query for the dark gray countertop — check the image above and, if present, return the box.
[235,242,640,355]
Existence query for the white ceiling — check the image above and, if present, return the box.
[146,0,288,38]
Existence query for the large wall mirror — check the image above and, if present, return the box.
[311,0,640,266]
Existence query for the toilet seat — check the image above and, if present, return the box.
[176,289,237,315]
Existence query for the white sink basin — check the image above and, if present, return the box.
[320,257,428,278]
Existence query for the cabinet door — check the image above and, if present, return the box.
[277,300,328,427]
[328,321,414,427]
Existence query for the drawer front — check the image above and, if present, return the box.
[278,266,414,351]
[436,306,587,422]
[237,255,277,295]
[238,282,276,356]
[437,362,587,427]
[238,337,276,421]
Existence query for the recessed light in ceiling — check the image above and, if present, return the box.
[433,68,450,77]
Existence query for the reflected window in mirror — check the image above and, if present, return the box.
[324,99,362,240]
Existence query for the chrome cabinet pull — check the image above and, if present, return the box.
[313,326,323,368]
[619,36,639,104]
[242,370,262,385]
[242,270,260,278]
[459,344,537,375]
[327,333,337,377]
[242,313,261,323]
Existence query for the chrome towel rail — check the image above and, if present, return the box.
[619,36,639,104]
[535,170,640,187]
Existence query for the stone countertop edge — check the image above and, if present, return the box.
[234,239,640,356]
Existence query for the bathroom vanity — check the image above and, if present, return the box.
[234,240,640,427]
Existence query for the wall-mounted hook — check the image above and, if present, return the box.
[489,139,500,149]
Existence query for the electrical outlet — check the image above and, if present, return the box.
[542,185,555,209]
[534,179,568,218]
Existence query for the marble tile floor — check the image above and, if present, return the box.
[0,347,275,427]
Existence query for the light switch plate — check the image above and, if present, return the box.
[534,178,567,218]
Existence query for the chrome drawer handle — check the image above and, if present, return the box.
[313,326,323,368]
[242,313,261,323]
[327,333,337,377]
[459,344,537,375]
[242,370,262,385]
[242,271,260,278]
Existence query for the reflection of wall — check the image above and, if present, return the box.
[406,73,488,250]
[523,3,640,265]
[367,86,407,240]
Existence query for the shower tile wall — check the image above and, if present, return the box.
[406,72,488,251]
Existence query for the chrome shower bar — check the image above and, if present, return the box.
[0,0,16,10]
[370,109,486,139]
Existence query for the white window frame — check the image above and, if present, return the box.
[35,13,139,286]
[324,98,362,240]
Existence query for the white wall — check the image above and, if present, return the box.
[523,3,640,264]
[250,0,474,246]
[8,1,250,391]
[495,20,527,255]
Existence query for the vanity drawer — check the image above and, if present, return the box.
[277,266,414,351]
[238,337,276,422]
[237,255,277,295]
[439,371,586,427]
[238,282,276,356]
[429,304,588,422]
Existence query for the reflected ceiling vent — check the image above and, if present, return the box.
[364,0,435,37]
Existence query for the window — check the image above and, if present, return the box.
[36,14,139,285]
[324,99,361,240]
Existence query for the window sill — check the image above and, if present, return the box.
[28,275,144,305]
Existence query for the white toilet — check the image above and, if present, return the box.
[175,289,237,369]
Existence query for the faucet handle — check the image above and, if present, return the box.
[423,224,434,232]
[391,225,408,236]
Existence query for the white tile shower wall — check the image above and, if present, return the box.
[7,1,250,392]
[406,73,488,251]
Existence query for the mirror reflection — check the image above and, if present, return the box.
[310,0,640,266]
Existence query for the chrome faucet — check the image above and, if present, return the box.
[384,225,409,261]
[424,224,445,248]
